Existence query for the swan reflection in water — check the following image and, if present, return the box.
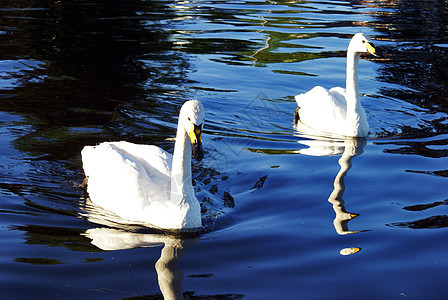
[82,202,198,299]
[296,126,367,255]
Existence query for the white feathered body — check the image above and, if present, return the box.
[82,141,201,230]
[295,86,369,137]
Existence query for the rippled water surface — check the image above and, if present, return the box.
[1,0,448,298]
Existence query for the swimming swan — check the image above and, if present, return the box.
[81,100,205,230]
[294,33,379,137]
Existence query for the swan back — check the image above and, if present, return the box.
[82,142,172,222]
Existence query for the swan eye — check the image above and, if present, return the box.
[188,117,191,121]
[362,40,365,43]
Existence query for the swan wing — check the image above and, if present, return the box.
[108,141,173,177]
[295,86,348,134]
[328,87,346,108]
[81,142,172,222]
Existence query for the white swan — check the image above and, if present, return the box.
[294,33,379,137]
[81,100,205,230]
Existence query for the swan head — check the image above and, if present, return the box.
[180,100,205,161]
[348,33,379,57]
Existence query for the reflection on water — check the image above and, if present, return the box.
[246,130,366,254]
[297,136,366,255]
[83,199,199,299]
[84,228,198,300]
[326,139,365,236]
[294,122,367,236]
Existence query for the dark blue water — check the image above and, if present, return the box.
[1,0,448,298]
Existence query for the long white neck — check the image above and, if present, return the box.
[170,118,194,205]
[345,50,361,116]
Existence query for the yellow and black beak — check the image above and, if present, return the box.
[189,122,204,161]
[366,41,382,58]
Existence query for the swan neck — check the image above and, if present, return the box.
[346,50,361,111]
[170,117,193,202]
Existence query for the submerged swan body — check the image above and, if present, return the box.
[295,33,379,137]
[81,100,205,230]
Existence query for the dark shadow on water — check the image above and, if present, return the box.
[403,199,448,212]
[11,224,99,252]
[376,136,448,158]
[0,0,191,163]
[389,196,448,230]
[389,215,448,229]
[371,0,448,138]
